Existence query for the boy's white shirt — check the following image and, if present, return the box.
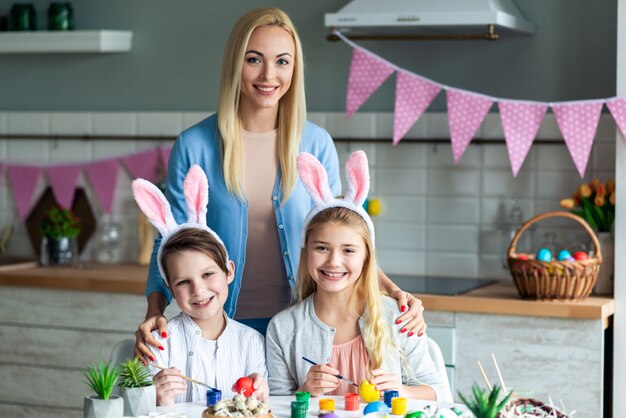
[149,311,267,404]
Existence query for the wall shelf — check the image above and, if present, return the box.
[0,30,133,53]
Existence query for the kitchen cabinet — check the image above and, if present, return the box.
[0,30,133,53]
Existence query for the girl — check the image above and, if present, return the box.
[133,166,268,406]
[266,151,445,401]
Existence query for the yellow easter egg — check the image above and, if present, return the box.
[359,379,380,403]
[368,198,382,216]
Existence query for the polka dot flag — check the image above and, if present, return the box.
[552,101,604,177]
[393,71,441,145]
[446,88,494,164]
[499,100,548,177]
[7,164,41,221]
[607,97,626,139]
[46,164,82,210]
[346,48,395,119]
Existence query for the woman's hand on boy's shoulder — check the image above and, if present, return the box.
[153,367,187,406]
[298,363,340,397]
[390,290,427,338]
[233,373,269,401]
[135,313,169,363]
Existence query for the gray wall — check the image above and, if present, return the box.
[0,0,616,111]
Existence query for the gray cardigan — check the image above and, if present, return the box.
[266,294,444,400]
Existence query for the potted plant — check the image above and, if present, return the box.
[458,384,512,418]
[40,206,81,265]
[118,357,156,416]
[83,358,123,418]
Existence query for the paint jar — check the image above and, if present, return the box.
[295,391,310,409]
[206,389,222,407]
[391,397,408,415]
[319,398,335,412]
[383,389,398,407]
[291,400,307,418]
[344,392,359,411]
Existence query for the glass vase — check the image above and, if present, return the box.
[95,217,122,263]
[40,236,77,266]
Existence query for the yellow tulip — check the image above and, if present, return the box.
[579,184,592,198]
[560,198,575,209]
[610,192,616,205]
[607,179,616,193]
[591,178,601,192]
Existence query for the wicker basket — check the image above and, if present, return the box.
[507,211,602,301]
[499,397,571,417]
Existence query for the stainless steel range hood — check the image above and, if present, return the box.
[325,0,535,41]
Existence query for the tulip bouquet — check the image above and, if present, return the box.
[560,179,615,232]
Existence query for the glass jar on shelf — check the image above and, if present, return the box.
[94,215,121,263]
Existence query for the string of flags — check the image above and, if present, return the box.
[0,146,172,222]
[339,32,626,177]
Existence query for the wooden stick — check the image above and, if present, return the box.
[476,360,492,391]
[149,362,217,391]
[491,353,508,393]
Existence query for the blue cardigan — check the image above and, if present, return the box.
[145,114,341,317]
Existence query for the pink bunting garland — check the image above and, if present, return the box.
[499,101,548,177]
[160,146,173,174]
[46,164,82,209]
[346,48,395,118]
[84,159,120,215]
[393,72,441,145]
[552,101,604,177]
[7,165,41,221]
[607,97,626,139]
[122,148,160,183]
[447,89,494,164]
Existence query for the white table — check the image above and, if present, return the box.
[155,395,469,417]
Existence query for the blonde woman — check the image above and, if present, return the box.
[135,8,425,361]
[266,152,443,399]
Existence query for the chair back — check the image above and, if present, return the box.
[110,338,135,366]
[427,337,453,403]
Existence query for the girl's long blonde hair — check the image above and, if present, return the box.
[217,7,306,201]
[297,207,394,370]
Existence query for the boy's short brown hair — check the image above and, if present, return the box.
[159,228,229,283]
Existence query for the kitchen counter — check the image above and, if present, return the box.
[0,263,614,324]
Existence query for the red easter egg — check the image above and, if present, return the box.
[234,377,255,395]
[517,254,529,260]
[573,251,590,261]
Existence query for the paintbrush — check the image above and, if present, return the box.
[149,362,218,391]
[302,356,358,387]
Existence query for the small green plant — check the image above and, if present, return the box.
[41,206,81,239]
[118,357,153,388]
[458,384,512,418]
[83,358,120,400]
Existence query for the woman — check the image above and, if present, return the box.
[135,7,426,361]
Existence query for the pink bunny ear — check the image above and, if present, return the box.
[183,165,209,225]
[344,151,370,206]
[132,179,178,237]
[297,152,334,205]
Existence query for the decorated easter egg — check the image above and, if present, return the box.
[363,401,389,416]
[536,247,553,262]
[367,198,382,216]
[573,251,590,261]
[359,380,381,403]
[233,377,254,396]
[517,253,530,261]
[557,249,573,261]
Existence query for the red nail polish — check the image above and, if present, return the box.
[395,319,401,324]
[159,346,164,351]
[418,332,423,337]
[408,331,414,336]
[401,327,407,333]
[150,356,155,362]
[161,332,167,338]
[400,305,406,312]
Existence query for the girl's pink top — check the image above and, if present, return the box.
[328,334,370,395]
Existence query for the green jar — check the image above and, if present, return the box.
[47,2,74,30]
[291,401,307,418]
[295,391,310,410]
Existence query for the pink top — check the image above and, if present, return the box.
[328,334,370,395]
[235,129,292,319]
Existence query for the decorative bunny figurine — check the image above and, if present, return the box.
[131,164,230,281]
[297,150,375,245]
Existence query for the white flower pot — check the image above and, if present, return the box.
[83,395,123,418]
[120,385,156,416]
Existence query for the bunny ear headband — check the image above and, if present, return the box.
[297,150,375,246]
[131,165,230,282]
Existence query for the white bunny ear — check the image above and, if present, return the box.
[183,165,209,225]
[344,150,370,207]
[132,179,178,237]
[297,152,334,205]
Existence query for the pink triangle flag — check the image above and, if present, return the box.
[7,164,42,221]
[393,72,441,145]
[346,48,395,118]
[160,146,173,173]
[122,148,160,183]
[446,89,494,164]
[606,97,626,139]
[498,100,548,177]
[85,159,120,214]
[552,100,604,177]
[46,164,81,209]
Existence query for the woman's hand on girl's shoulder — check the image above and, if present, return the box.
[391,290,427,338]
[298,363,340,397]
[153,367,187,406]
[369,368,403,395]
[135,314,169,363]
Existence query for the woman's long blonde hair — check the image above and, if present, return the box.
[297,207,394,370]
[217,7,306,201]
